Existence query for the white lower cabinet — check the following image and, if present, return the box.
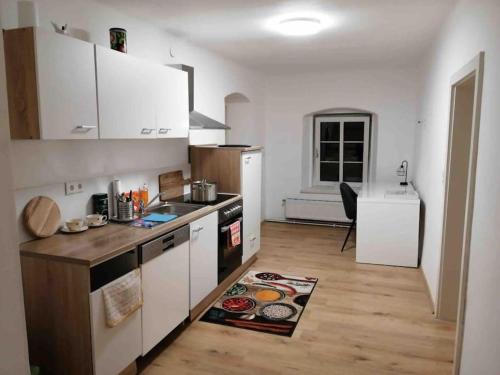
[90,280,142,375]
[189,212,218,309]
[141,232,190,355]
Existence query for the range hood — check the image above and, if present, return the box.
[170,64,230,130]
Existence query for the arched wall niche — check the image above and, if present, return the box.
[224,92,261,146]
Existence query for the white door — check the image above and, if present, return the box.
[35,28,98,139]
[90,276,142,375]
[156,67,189,138]
[189,212,218,309]
[95,46,156,139]
[241,151,262,263]
[141,241,189,355]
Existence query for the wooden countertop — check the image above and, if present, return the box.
[191,145,263,152]
[20,195,242,267]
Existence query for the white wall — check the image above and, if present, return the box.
[0,0,265,242]
[226,101,265,147]
[414,0,500,372]
[263,67,419,219]
[0,13,30,375]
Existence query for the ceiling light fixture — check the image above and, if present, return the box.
[276,17,322,36]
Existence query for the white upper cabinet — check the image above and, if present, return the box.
[96,46,189,139]
[35,29,99,139]
[4,28,99,139]
[155,66,189,138]
[241,151,262,263]
[95,46,157,139]
[5,27,189,140]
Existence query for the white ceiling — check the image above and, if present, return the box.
[98,0,457,73]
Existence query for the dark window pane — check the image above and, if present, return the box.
[320,122,340,141]
[344,143,364,162]
[344,122,365,141]
[320,143,339,161]
[320,162,339,181]
[343,163,363,182]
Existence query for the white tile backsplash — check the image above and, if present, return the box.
[15,164,190,243]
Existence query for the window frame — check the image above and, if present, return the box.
[313,114,371,188]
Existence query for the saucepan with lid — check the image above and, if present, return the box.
[191,179,217,202]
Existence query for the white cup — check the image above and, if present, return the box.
[66,218,84,231]
[86,214,107,226]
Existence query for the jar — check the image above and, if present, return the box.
[110,28,127,53]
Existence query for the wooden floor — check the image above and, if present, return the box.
[141,222,455,375]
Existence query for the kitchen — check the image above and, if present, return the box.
[2,0,500,375]
[2,3,265,372]
[8,24,263,369]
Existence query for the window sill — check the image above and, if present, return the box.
[301,185,341,195]
[300,184,362,196]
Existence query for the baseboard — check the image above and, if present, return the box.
[265,218,350,228]
[420,267,436,315]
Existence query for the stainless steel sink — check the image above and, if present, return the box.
[144,202,205,217]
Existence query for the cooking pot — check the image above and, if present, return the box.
[191,179,217,202]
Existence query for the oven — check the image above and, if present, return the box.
[218,199,243,284]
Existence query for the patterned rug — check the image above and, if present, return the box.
[200,270,318,337]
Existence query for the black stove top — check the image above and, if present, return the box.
[169,193,238,206]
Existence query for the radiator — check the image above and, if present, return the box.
[285,198,349,223]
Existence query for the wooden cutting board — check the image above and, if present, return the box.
[23,196,61,238]
[159,171,191,201]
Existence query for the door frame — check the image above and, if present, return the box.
[436,52,484,374]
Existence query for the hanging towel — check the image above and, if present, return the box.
[101,269,143,328]
[229,220,241,247]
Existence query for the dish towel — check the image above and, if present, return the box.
[229,220,241,247]
[101,269,143,328]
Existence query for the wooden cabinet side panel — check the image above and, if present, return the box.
[190,148,242,193]
[3,27,40,139]
[21,256,93,374]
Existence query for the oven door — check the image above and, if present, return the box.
[218,216,243,284]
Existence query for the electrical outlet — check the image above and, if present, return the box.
[65,181,84,195]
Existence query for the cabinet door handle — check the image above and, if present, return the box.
[141,128,154,135]
[158,128,172,134]
[192,226,204,233]
[244,156,251,164]
[249,235,257,241]
[75,125,96,131]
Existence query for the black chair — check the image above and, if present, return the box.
[340,182,358,252]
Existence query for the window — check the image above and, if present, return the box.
[313,114,370,187]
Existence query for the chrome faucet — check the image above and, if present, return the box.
[140,192,168,214]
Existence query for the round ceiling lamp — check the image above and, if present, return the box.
[276,17,322,36]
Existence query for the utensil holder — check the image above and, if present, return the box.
[117,200,134,221]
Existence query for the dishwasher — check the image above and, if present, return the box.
[140,225,190,355]
[90,248,142,375]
